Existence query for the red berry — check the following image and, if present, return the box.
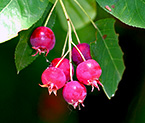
[30,26,55,56]
[72,43,92,65]
[40,67,66,95]
[62,81,87,110]
[76,59,103,92]
[50,58,74,81]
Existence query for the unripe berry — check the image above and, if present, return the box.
[72,43,92,65]
[50,58,74,81]
[62,81,87,110]
[40,67,66,95]
[76,59,103,92]
[30,26,55,56]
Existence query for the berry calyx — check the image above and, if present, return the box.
[50,58,74,81]
[76,59,103,92]
[40,67,66,95]
[62,81,87,110]
[30,26,55,56]
[72,43,92,65]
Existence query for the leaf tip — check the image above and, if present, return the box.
[102,87,112,100]
[17,70,20,74]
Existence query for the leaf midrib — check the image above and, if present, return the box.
[97,22,122,80]
[0,0,12,14]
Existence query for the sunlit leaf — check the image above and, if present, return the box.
[0,0,49,43]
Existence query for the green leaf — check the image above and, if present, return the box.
[0,0,10,11]
[56,0,97,30]
[0,0,49,43]
[49,0,55,3]
[15,29,37,74]
[96,0,145,28]
[91,18,125,99]
[15,3,56,73]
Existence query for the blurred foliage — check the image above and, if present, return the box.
[0,1,145,123]
[56,0,96,30]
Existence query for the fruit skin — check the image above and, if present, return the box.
[40,67,66,95]
[50,58,74,81]
[72,43,92,65]
[62,81,87,110]
[30,26,55,56]
[76,59,103,92]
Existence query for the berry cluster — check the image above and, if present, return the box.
[30,27,103,109]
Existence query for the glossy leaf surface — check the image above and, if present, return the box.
[0,0,49,43]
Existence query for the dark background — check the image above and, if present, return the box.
[79,21,145,123]
[0,5,145,123]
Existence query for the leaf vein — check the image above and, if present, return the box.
[0,0,12,14]
[17,41,28,70]
[98,28,122,79]
[135,0,145,24]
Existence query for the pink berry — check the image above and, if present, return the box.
[76,59,103,92]
[50,58,74,82]
[30,26,55,56]
[72,43,92,65]
[40,67,66,95]
[62,81,87,110]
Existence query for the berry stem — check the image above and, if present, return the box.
[69,18,81,44]
[59,0,73,81]
[44,0,58,27]
[61,31,69,56]
[55,50,69,68]
[42,53,50,63]
[74,0,108,55]
[74,0,98,30]
[71,41,86,62]
[68,29,73,81]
